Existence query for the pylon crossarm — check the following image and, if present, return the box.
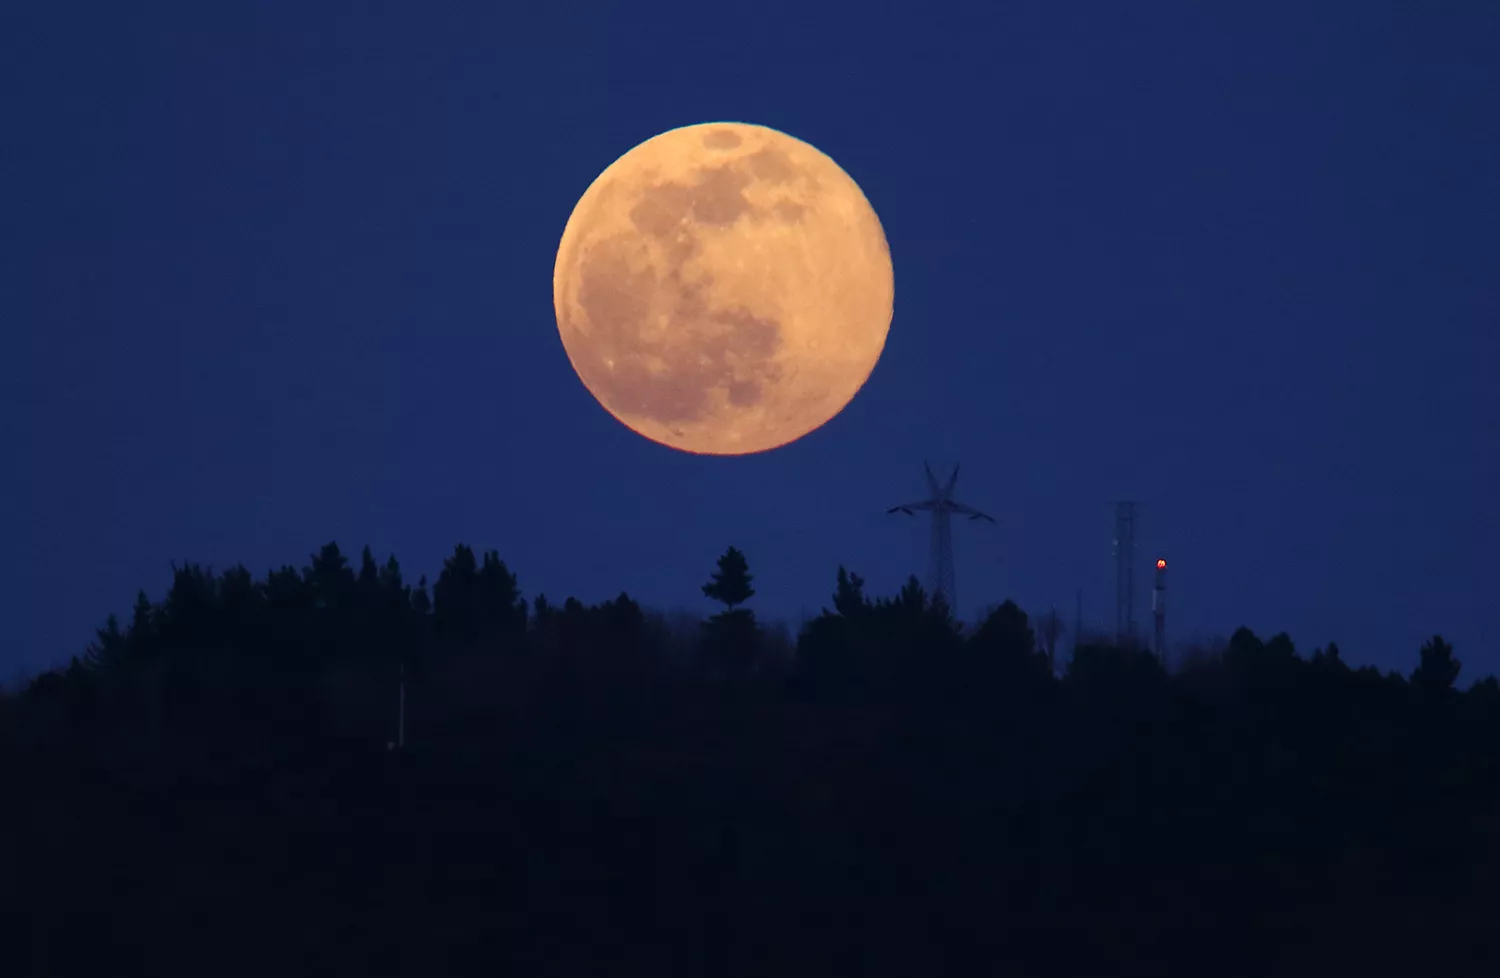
[948,501,995,522]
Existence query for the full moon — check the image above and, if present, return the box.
[553,122,894,455]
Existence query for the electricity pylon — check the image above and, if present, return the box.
[887,461,995,616]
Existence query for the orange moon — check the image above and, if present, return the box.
[552,122,894,455]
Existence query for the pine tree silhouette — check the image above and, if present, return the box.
[84,615,126,675]
[1412,634,1461,692]
[702,546,754,609]
[701,546,758,678]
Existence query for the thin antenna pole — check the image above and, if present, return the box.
[1113,502,1138,645]
[1153,559,1167,665]
[1074,588,1083,655]
[397,659,406,750]
[1045,604,1059,674]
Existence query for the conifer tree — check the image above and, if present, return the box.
[478,549,526,649]
[358,546,380,592]
[434,544,482,649]
[701,546,758,678]
[126,590,156,660]
[702,546,754,610]
[830,566,868,618]
[1412,635,1461,693]
[84,615,127,676]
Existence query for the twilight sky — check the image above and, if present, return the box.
[4,1,1497,681]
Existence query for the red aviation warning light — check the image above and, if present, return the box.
[1156,558,1167,570]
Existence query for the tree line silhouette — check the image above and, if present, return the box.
[4,541,1498,977]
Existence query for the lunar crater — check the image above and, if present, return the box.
[772,200,807,223]
[572,236,784,426]
[745,147,797,184]
[702,128,742,150]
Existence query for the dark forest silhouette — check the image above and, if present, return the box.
[5,541,1498,977]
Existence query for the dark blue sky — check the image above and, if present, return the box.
[4,1,1497,681]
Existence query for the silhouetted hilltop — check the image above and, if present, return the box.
[4,542,1498,977]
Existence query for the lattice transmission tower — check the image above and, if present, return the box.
[887,462,995,616]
